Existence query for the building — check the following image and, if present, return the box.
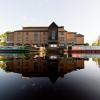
[76,34,84,45]
[66,32,76,45]
[6,22,84,47]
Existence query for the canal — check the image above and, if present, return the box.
[0,53,100,100]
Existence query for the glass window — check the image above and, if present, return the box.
[43,32,46,43]
[34,32,38,43]
[52,31,56,40]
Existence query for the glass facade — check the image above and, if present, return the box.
[52,31,56,40]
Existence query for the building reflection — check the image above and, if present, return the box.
[0,53,86,83]
[58,57,85,77]
[93,58,100,67]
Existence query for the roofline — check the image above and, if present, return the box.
[23,27,48,28]
[22,26,63,28]
[67,32,77,34]
[48,22,58,28]
[76,34,84,37]
[14,30,48,32]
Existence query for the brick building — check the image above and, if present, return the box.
[6,22,84,47]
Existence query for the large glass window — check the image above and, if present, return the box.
[43,32,46,43]
[34,32,38,44]
[52,31,56,40]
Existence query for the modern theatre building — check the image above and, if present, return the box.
[7,22,84,48]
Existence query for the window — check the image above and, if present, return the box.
[60,37,64,41]
[34,32,38,44]
[17,34,21,41]
[59,44,65,47]
[52,31,56,40]
[26,32,28,35]
[43,32,46,43]
[26,37,29,41]
[16,33,21,41]
[61,32,64,35]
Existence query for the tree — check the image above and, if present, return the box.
[0,31,11,46]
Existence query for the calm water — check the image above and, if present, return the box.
[0,53,100,100]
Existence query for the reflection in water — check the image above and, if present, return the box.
[0,52,87,83]
[72,53,100,59]
[93,57,100,67]
[1,53,100,100]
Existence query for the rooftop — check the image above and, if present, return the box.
[76,34,84,37]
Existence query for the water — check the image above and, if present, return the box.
[0,53,100,100]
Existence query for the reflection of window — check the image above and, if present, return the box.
[50,56,57,59]
[25,62,29,66]
[52,31,56,40]
[17,61,20,66]
[50,44,57,47]
[34,62,38,72]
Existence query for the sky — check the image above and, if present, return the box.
[0,0,100,44]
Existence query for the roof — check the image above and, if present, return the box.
[5,32,14,34]
[23,26,48,29]
[14,30,67,32]
[67,32,77,34]
[48,22,58,28]
[14,30,48,32]
[76,34,84,37]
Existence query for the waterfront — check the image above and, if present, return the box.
[0,53,100,100]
